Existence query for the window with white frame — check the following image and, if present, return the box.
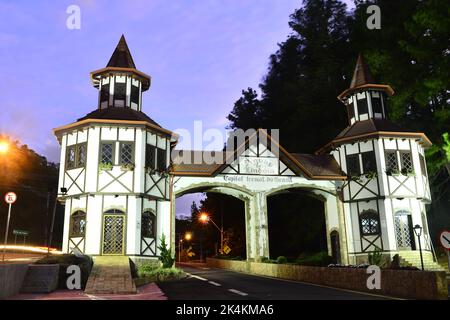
[157,148,167,171]
[145,144,156,170]
[400,151,414,175]
[361,151,377,174]
[385,151,399,175]
[419,153,427,176]
[120,142,134,165]
[101,142,114,165]
[70,211,86,237]
[66,145,76,169]
[141,211,156,238]
[360,210,380,236]
[66,143,87,170]
[346,153,360,177]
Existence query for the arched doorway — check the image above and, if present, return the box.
[394,210,415,250]
[102,209,126,255]
[267,189,327,261]
[175,189,247,261]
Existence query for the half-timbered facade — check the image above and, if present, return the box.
[319,54,433,264]
[54,38,435,268]
[54,36,175,262]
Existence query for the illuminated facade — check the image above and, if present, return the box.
[54,37,440,269]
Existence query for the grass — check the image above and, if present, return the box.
[136,265,186,284]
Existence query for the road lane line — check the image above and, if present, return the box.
[186,273,208,281]
[228,289,248,296]
[208,281,221,287]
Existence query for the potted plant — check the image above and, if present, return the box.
[121,163,135,171]
[364,171,378,180]
[99,162,113,172]
[401,168,415,176]
[386,168,400,176]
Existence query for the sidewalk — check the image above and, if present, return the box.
[7,282,167,300]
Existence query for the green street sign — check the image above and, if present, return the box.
[13,229,29,236]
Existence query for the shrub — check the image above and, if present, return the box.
[368,248,383,266]
[261,256,277,264]
[158,234,175,268]
[276,256,288,264]
[138,266,186,282]
[295,252,333,267]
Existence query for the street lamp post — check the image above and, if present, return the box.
[47,188,67,255]
[413,224,424,271]
[199,213,224,255]
[178,238,183,263]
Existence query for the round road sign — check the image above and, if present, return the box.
[439,230,450,250]
[4,192,17,204]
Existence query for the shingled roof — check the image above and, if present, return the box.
[317,118,432,153]
[290,153,345,177]
[77,107,161,127]
[350,53,374,89]
[107,35,136,69]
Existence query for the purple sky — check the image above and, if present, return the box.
[0,0,353,217]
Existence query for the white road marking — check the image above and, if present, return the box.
[187,273,208,281]
[228,289,248,296]
[208,281,221,287]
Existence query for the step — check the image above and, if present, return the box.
[84,256,136,295]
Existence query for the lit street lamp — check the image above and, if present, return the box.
[199,212,224,255]
[0,141,9,154]
[184,232,192,241]
[413,224,424,271]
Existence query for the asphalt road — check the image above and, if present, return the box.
[158,264,391,300]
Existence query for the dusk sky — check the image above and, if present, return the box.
[0,0,353,217]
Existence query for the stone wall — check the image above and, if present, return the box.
[0,264,29,299]
[207,258,448,300]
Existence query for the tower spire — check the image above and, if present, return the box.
[338,53,394,102]
[349,53,374,89]
[107,34,136,69]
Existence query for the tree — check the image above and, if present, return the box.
[227,88,264,130]
[0,135,62,247]
[158,234,175,268]
[228,0,352,153]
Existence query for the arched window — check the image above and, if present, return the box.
[104,208,125,215]
[359,210,380,236]
[70,211,86,237]
[141,210,156,238]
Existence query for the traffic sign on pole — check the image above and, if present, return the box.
[439,230,450,250]
[4,192,17,204]
[439,230,450,273]
[3,192,17,261]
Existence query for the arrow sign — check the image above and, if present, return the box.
[439,230,450,250]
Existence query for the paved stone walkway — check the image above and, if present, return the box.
[84,256,136,294]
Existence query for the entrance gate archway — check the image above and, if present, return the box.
[168,130,349,263]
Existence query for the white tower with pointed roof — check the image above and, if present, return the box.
[54,36,176,263]
[323,54,436,267]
